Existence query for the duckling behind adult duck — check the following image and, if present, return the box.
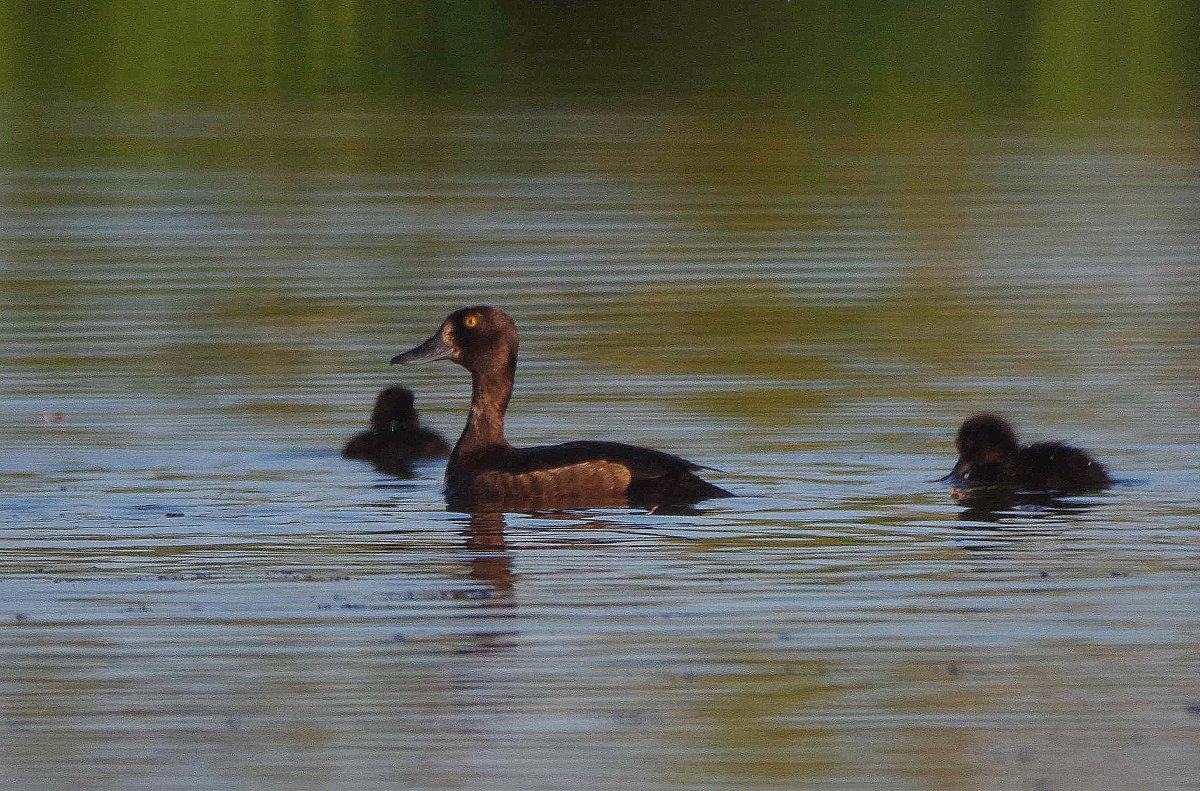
[342,386,450,474]
[945,414,1112,495]
[391,306,732,511]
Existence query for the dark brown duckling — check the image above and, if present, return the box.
[391,306,732,512]
[945,414,1112,496]
[342,386,450,475]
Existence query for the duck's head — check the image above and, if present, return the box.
[391,306,518,375]
[946,413,1019,483]
[369,386,418,432]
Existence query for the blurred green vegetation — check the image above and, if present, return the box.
[0,0,1195,119]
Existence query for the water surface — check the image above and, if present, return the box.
[1,105,1198,790]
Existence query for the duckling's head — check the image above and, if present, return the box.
[391,306,518,375]
[369,386,417,432]
[949,413,1019,483]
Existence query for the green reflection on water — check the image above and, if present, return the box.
[0,1,1196,119]
[663,661,838,785]
[579,279,1024,424]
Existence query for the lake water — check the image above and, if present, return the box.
[1,105,1198,790]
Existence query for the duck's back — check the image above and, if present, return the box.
[449,440,731,510]
[1014,442,1112,492]
[412,427,452,459]
[342,430,379,461]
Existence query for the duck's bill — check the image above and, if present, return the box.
[935,459,968,483]
[391,331,454,365]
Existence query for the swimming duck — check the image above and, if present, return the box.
[342,386,450,475]
[945,414,1112,495]
[391,306,732,511]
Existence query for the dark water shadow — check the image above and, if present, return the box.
[952,487,1110,526]
[458,511,516,598]
[348,456,433,479]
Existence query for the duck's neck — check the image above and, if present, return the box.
[454,364,513,456]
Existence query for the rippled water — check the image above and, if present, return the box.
[1,106,1198,790]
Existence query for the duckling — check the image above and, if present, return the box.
[342,386,450,475]
[945,414,1112,495]
[391,306,732,511]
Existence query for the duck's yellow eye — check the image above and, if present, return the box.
[463,314,478,329]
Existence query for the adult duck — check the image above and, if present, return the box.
[391,306,732,511]
[944,413,1113,497]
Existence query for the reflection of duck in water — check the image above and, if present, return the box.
[342,386,450,475]
[391,306,732,512]
[944,414,1112,500]
[463,511,514,596]
[955,493,1105,525]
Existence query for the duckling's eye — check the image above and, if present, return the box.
[463,315,478,329]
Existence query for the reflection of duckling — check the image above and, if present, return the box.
[342,387,450,475]
[392,306,732,512]
[945,414,1112,495]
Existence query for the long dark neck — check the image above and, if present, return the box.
[454,360,514,456]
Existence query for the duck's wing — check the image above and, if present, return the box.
[413,427,452,459]
[341,430,377,460]
[496,441,733,506]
